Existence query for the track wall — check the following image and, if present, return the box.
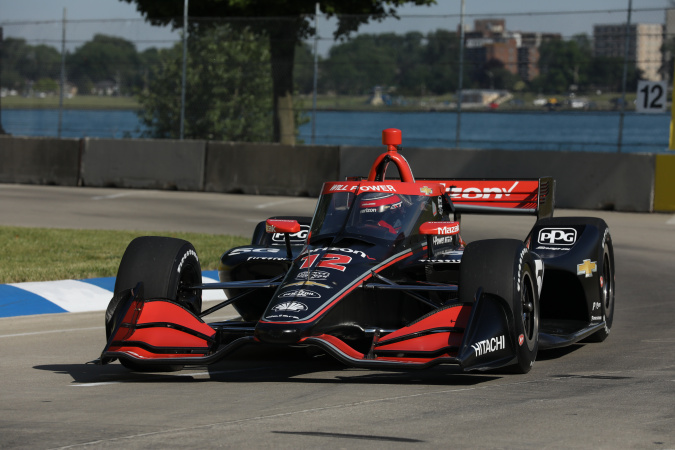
[0,135,671,212]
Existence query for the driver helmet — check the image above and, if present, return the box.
[358,193,404,232]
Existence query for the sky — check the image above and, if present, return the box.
[0,0,670,54]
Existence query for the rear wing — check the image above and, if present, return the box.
[431,177,555,220]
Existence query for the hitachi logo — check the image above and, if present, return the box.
[471,335,505,356]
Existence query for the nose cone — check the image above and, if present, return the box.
[255,322,304,345]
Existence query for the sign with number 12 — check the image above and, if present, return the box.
[636,80,667,114]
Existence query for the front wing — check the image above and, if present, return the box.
[97,284,520,372]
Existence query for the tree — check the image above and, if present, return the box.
[137,25,273,142]
[321,33,399,95]
[422,29,462,94]
[0,38,61,91]
[67,34,142,95]
[533,37,591,93]
[120,0,436,144]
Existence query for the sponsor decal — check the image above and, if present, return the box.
[358,185,397,193]
[433,235,454,245]
[600,276,604,288]
[283,281,331,289]
[247,256,288,261]
[518,334,525,346]
[266,314,301,320]
[538,228,577,246]
[534,257,544,297]
[437,196,443,217]
[577,259,597,278]
[272,301,308,312]
[329,184,359,192]
[449,181,519,200]
[296,270,330,281]
[272,225,310,243]
[278,289,321,299]
[420,258,461,263]
[534,246,571,252]
[177,249,198,273]
[229,247,281,256]
[591,315,602,321]
[601,227,609,250]
[437,224,460,235]
[592,302,601,311]
[305,247,370,259]
[472,335,506,356]
[420,186,433,195]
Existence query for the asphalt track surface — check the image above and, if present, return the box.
[1,184,674,449]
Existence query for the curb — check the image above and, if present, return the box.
[0,270,224,319]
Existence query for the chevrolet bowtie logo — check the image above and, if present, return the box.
[420,186,433,195]
[577,259,597,278]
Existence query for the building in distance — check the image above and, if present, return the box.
[593,23,663,81]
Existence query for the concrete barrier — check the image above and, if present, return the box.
[80,138,206,190]
[339,146,656,212]
[0,135,669,212]
[654,154,675,212]
[205,142,339,197]
[0,135,80,186]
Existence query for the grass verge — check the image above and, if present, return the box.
[0,226,249,284]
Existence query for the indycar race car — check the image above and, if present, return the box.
[97,128,614,374]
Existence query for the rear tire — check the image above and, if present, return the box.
[586,228,615,342]
[459,239,539,374]
[106,236,203,372]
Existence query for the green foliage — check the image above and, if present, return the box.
[33,78,59,93]
[67,34,142,94]
[137,26,273,141]
[0,38,61,90]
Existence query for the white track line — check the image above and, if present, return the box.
[0,326,103,339]
[255,198,306,209]
[71,366,277,387]
[90,193,134,200]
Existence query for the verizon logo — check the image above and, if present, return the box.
[449,182,519,199]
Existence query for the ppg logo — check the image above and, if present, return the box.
[272,225,310,243]
[538,228,577,245]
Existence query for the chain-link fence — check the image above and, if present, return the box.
[0,5,672,152]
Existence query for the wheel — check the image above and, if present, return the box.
[459,239,539,374]
[105,236,203,371]
[585,228,615,342]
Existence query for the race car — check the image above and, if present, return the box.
[97,128,615,374]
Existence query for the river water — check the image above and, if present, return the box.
[1,108,671,153]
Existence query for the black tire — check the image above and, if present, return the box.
[585,228,615,342]
[105,236,203,371]
[459,239,539,374]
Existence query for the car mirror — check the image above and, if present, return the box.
[265,219,301,234]
[266,219,301,259]
[419,221,460,259]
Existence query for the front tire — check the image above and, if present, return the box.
[106,236,203,371]
[459,239,539,374]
